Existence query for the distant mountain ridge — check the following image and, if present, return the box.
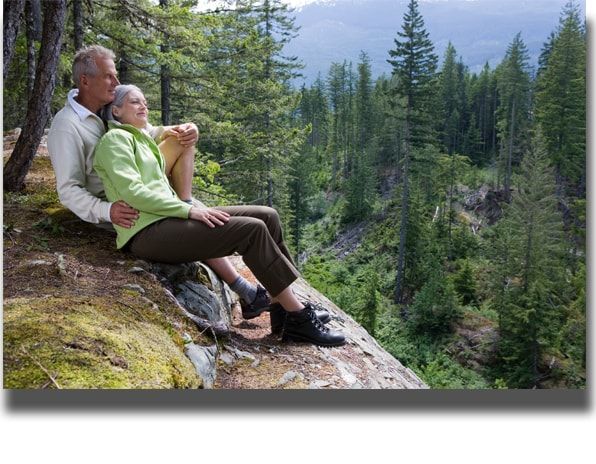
[284,0,583,84]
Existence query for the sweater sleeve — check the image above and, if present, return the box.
[146,123,165,143]
[48,125,112,223]
[94,130,191,219]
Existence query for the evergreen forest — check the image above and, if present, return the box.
[3,0,586,388]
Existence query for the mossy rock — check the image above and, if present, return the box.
[3,296,201,389]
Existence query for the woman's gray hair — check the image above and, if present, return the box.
[72,45,116,87]
[101,84,143,123]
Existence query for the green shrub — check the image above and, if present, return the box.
[408,268,462,336]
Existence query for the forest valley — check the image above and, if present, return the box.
[3,0,586,388]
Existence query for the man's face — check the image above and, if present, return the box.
[83,57,119,106]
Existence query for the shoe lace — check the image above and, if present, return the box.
[307,305,328,332]
[305,301,328,313]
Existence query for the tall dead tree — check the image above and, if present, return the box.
[3,0,67,192]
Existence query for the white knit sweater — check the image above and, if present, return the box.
[47,89,163,224]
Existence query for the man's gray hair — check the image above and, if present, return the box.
[101,84,143,122]
[72,45,116,86]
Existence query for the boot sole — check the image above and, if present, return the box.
[242,307,271,320]
[282,332,346,347]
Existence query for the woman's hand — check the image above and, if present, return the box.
[162,123,198,147]
[189,206,230,228]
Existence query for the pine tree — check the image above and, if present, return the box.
[198,1,305,228]
[491,136,569,387]
[387,0,437,304]
[408,264,461,336]
[537,31,557,78]
[344,149,375,223]
[301,75,330,151]
[535,0,586,197]
[453,259,478,306]
[356,51,374,153]
[469,62,496,165]
[435,45,472,259]
[363,271,379,337]
[289,81,329,254]
[326,61,348,188]
[343,61,356,180]
[438,42,459,155]
[454,59,471,155]
[495,32,531,202]
[344,51,376,223]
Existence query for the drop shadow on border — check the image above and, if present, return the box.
[4,388,591,413]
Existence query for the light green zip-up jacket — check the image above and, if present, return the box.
[94,121,192,249]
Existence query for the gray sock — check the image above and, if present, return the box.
[230,276,257,303]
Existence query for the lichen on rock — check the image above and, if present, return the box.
[3,297,201,389]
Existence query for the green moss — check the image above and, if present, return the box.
[3,297,201,389]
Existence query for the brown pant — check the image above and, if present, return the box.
[128,205,299,297]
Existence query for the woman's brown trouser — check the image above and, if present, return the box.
[128,205,299,297]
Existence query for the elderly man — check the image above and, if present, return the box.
[47,45,338,345]
[48,45,198,227]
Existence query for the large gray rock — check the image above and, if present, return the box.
[151,261,235,327]
[176,281,223,321]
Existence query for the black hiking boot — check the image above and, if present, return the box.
[240,285,271,319]
[269,302,330,335]
[281,303,345,347]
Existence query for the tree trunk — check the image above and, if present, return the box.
[160,0,171,125]
[523,220,533,293]
[73,0,83,51]
[505,99,516,202]
[3,0,26,80]
[160,63,171,125]
[118,49,129,84]
[267,155,273,207]
[331,118,339,188]
[491,84,497,155]
[395,110,411,305]
[25,0,42,98]
[264,0,273,207]
[447,151,455,260]
[395,124,402,184]
[3,0,67,192]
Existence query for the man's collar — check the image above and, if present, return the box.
[67,88,100,122]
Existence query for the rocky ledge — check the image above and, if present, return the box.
[3,130,426,389]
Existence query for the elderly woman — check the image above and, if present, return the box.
[93,84,344,347]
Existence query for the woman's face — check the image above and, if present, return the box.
[112,89,148,128]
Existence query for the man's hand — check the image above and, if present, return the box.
[110,200,139,228]
[162,123,199,147]
[188,206,230,229]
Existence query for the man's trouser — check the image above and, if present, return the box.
[128,205,299,297]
